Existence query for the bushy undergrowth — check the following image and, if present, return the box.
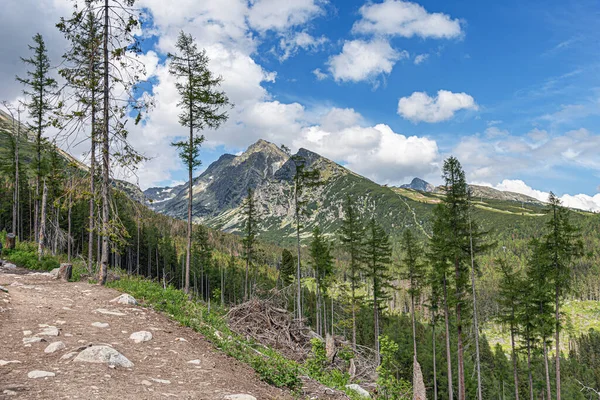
[2,241,60,271]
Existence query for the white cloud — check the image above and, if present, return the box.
[327,39,408,83]
[293,109,439,184]
[278,31,328,61]
[488,180,600,212]
[352,0,463,39]
[312,68,328,80]
[414,53,429,65]
[397,90,478,123]
[247,0,326,33]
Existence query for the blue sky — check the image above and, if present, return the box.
[1,0,599,210]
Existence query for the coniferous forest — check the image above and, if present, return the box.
[1,1,600,399]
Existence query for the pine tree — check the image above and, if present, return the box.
[400,229,427,398]
[364,218,392,365]
[16,33,57,243]
[542,193,583,400]
[242,188,259,300]
[168,30,230,294]
[309,227,334,336]
[339,195,364,350]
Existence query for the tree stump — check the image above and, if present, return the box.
[6,233,16,250]
[58,264,72,281]
[326,333,336,363]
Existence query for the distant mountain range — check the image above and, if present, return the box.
[144,139,548,245]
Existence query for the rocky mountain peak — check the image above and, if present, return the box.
[401,177,435,192]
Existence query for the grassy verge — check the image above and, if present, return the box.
[107,276,365,399]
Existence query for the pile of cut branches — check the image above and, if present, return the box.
[226,298,314,361]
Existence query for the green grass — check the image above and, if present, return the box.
[107,276,367,398]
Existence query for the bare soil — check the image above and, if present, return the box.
[0,266,298,399]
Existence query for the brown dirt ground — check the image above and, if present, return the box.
[0,266,346,400]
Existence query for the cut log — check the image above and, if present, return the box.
[6,233,16,250]
[58,264,72,281]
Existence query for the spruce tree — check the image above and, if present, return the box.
[542,193,583,400]
[280,249,295,287]
[287,152,320,319]
[242,188,258,300]
[168,30,230,294]
[57,4,103,273]
[364,218,392,365]
[16,33,57,243]
[339,195,364,350]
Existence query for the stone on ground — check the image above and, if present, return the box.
[0,285,8,293]
[345,384,371,398]
[150,378,171,384]
[91,322,109,328]
[110,293,137,305]
[3,263,17,269]
[38,326,60,336]
[73,345,134,368]
[224,395,258,400]
[28,370,56,379]
[44,341,66,353]
[0,360,21,366]
[94,308,126,316]
[50,268,60,278]
[187,359,201,365]
[23,337,46,344]
[60,352,78,360]
[130,331,152,343]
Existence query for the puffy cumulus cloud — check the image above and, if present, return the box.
[278,31,328,61]
[352,0,463,39]
[247,0,326,33]
[486,180,600,212]
[398,90,478,123]
[327,39,408,83]
[293,109,439,184]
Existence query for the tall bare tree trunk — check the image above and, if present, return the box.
[184,113,192,294]
[295,184,302,320]
[87,88,96,274]
[432,314,438,400]
[37,181,47,261]
[98,0,110,285]
[555,289,561,400]
[68,187,72,262]
[511,320,519,400]
[352,284,357,350]
[527,338,534,400]
[443,275,454,400]
[468,215,482,400]
[544,338,552,400]
[374,295,380,365]
[455,257,465,400]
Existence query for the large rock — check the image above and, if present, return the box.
[110,294,137,305]
[23,337,46,344]
[224,395,257,400]
[2,263,16,269]
[345,384,371,398]
[28,370,55,379]
[73,345,134,368]
[50,268,60,278]
[44,341,66,354]
[38,326,60,336]
[129,331,152,343]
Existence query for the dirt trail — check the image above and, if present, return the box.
[0,266,294,399]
